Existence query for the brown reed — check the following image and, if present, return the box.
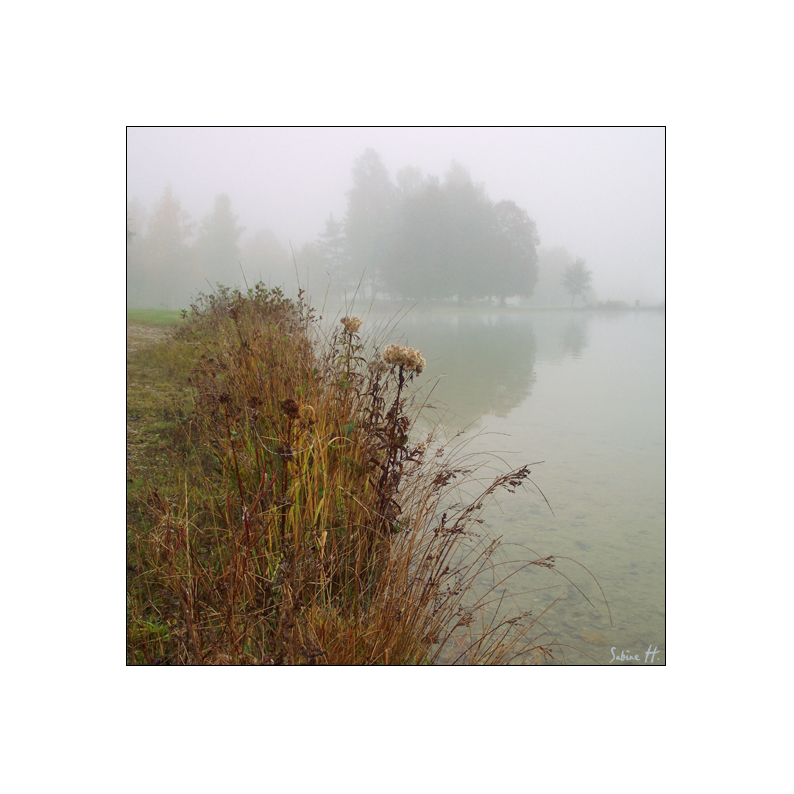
[126,283,563,664]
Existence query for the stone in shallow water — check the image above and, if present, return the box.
[579,631,609,646]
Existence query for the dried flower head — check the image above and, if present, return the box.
[340,316,362,334]
[381,344,426,374]
[280,398,300,419]
[368,359,390,376]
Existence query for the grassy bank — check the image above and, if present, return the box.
[127,307,186,327]
[126,285,562,665]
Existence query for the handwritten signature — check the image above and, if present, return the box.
[609,646,661,663]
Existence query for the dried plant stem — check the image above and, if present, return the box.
[126,283,580,665]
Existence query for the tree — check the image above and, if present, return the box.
[142,185,195,308]
[384,179,451,300]
[395,165,424,199]
[532,247,575,306]
[439,168,497,302]
[292,241,326,298]
[562,257,594,306]
[241,228,290,287]
[383,162,541,304]
[315,213,349,286]
[343,148,397,295]
[126,198,148,306]
[491,200,540,304]
[194,193,246,289]
[344,152,542,305]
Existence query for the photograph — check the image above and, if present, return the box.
[126,126,665,666]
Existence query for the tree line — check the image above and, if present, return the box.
[126,188,292,309]
[127,149,593,308]
[305,150,543,305]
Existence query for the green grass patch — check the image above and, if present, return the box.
[127,308,185,327]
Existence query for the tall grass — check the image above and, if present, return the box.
[127,283,563,664]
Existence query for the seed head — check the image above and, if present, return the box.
[280,398,300,419]
[369,359,390,376]
[341,316,362,334]
[381,344,426,374]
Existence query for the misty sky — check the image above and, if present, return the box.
[127,127,665,303]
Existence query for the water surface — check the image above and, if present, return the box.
[381,307,665,665]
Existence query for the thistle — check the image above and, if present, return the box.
[340,316,362,334]
[381,344,426,375]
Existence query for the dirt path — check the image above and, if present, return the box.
[126,323,171,356]
[126,323,180,474]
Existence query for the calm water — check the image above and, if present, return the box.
[377,307,665,665]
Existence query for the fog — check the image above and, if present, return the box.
[127,127,664,306]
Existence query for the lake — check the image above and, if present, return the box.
[372,306,665,665]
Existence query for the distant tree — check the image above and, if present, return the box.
[443,160,473,188]
[384,179,451,300]
[562,257,594,306]
[142,185,195,308]
[383,162,540,304]
[241,228,290,287]
[395,165,424,199]
[126,198,148,306]
[316,213,349,285]
[531,247,574,305]
[344,151,541,305]
[194,193,246,289]
[438,165,495,302]
[343,148,397,295]
[126,197,147,236]
[292,241,326,297]
[491,200,540,304]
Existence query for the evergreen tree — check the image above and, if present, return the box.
[395,165,424,199]
[143,185,195,308]
[126,197,148,307]
[194,193,245,289]
[316,213,349,285]
[343,148,396,295]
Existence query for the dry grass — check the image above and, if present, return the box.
[126,284,564,665]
